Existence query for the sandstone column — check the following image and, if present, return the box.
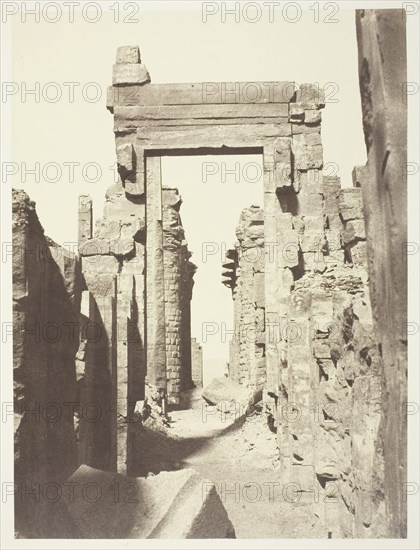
[223,207,266,391]
[191,338,203,387]
[145,156,167,407]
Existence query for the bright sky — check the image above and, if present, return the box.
[8,3,367,372]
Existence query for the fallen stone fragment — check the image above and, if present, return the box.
[63,464,235,539]
[202,377,261,414]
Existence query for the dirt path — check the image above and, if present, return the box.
[151,389,325,539]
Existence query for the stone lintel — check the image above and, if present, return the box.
[107,81,296,110]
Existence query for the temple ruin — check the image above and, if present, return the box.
[223,178,377,536]
[12,9,407,540]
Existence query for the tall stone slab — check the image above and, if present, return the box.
[354,9,407,537]
[13,190,79,537]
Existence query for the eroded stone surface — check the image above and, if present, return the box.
[13,190,80,537]
[354,8,407,538]
[223,153,382,538]
[64,464,235,538]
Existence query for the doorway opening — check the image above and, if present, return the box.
[160,151,264,393]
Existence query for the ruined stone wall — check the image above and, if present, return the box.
[162,187,196,406]
[253,80,387,537]
[354,9,407,537]
[78,183,146,475]
[221,108,383,535]
[13,189,80,536]
[267,163,383,537]
[191,338,203,387]
[223,206,265,390]
[77,183,196,464]
[274,180,380,538]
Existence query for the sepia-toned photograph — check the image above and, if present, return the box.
[0,1,418,547]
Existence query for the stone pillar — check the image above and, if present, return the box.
[78,253,119,471]
[145,156,167,405]
[162,188,183,406]
[191,338,203,387]
[162,188,196,405]
[78,290,117,471]
[222,249,239,381]
[115,279,131,475]
[223,206,266,391]
[180,254,196,391]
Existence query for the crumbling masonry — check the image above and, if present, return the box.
[224,181,378,537]
[223,206,266,390]
[77,181,198,473]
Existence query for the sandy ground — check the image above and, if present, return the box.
[137,388,324,538]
